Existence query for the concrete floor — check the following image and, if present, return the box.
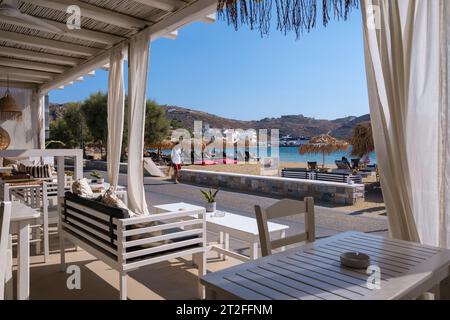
[18,172,389,300]
[24,243,241,300]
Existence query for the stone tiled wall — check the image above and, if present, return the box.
[181,169,365,205]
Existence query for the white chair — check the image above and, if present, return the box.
[254,198,315,257]
[0,201,12,300]
[34,181,62,262]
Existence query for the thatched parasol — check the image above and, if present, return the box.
[349,122,374,157]
[299,134,349,168]
[146,140,174,157]
[217,0,360,38]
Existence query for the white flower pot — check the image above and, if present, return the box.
[205,202,216,213]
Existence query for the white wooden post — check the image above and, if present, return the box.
[117,219,127,300]
[56,156,66,271]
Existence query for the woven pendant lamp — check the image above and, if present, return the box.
[0,126,10,150]
[0,74,22,121]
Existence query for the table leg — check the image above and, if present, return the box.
[280,230,286,252]
[5,235,13,300]
[250,241,258,260]
[219,232,224,260]
[18,221,30,300]
[440,275,450,300]
[224,233,229,261]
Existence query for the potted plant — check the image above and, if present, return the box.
[201,188,219,213]
[90,171,104,184]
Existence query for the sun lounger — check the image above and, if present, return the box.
[143,158,166,177]
[307,162,318,170]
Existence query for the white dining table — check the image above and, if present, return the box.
[10,202,41,300]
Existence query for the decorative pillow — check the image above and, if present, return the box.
[24,164,53,178]
[98,187,136,217]
[71,178,94,197]
[3,158,19,167]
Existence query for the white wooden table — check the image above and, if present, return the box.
[10,202,41,300]
[200,231,450,300]
[154,202,289,261]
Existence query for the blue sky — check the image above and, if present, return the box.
[49,9,368,121]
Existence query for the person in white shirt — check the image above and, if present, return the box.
[171,139,183,183]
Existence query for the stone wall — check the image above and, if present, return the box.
[180,169,365,205]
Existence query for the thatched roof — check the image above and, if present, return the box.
[217,0,360,38]
[146,140,174,149]
[349,122,374,157]
[299,134,349,155]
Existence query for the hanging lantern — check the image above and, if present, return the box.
[0,88,22,121]
[0,126,11,150]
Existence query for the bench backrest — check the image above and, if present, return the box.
[62,193,206,268]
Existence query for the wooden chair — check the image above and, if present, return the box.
[0,201,12,300]
[254,198,315,257]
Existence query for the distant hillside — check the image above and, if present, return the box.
[49,103,369,139]
[164,105,369,139]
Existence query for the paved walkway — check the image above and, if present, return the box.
[108,173,388,258]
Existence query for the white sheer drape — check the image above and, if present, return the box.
[127,31,151,215]
[362,0,450,247]
[107,45,126,189]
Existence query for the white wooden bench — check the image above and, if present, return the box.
[60,193,207,300]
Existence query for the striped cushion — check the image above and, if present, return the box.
[24,164,53,178]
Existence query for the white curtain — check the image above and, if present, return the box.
[127,31,151,216]
[362,0,450,247]
[107,45,126,189]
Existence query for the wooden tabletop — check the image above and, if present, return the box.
[200,231,450,300]
[10,202,41,222]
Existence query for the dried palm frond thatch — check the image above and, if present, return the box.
[349,122,374,157]
[299,134,349,168]
[217,0,360,38]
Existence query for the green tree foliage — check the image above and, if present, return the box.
[144,100,170,147]
[81,92,108,155]
[48,103,88,149]
[47,92,171,160]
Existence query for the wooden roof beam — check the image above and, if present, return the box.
[0,80,39,89]
[20,0,149,30]
[133,0,185,12]
[0,57,67,73]
[0,30,100,57]
[0,15,125,46]
[0,47,82,66]
[0,66,55,80]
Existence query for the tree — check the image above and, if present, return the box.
[63,103,89,153]
[47,103,89,149]
[81,92,108,158]
[144,100,170,147]
[48,118,76,148]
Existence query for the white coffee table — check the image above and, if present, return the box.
[154,202,289,261]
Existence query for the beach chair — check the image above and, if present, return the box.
[307,162,318,170]
[351,158,361,169]
[143,158,166,178]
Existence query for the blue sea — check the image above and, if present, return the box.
[155,146,377,165]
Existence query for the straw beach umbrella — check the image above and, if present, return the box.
[299,134,350,168]
[146,140,174,157]
[217,0,360,38]
[349,122,374,158]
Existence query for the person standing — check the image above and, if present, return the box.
[171,139,183,183]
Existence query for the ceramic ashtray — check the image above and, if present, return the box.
[340,252,370,269]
